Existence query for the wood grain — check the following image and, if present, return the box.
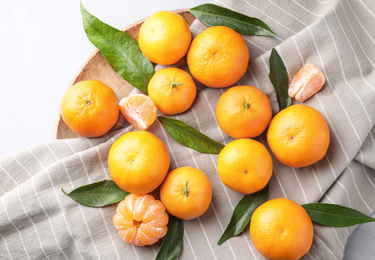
[54,9,195,139]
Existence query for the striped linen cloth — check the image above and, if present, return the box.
[1,0,375,259]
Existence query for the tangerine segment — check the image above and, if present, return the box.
[108,131,170,194]
[267,104,330,168]
[113,194,169,246]
[215,85,272,139]
[119,94,157,131]
[288,64,325,102]
[187,26,249,88]
[148,67,197,115]
[138,11,191,65]
[160,166,212,220]
[250,198,314,260]
[217,139,273,194]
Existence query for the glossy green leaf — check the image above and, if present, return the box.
[156,215,184,260]
[190,4,275,36]
[158,116,225,154]
[218,185,269,245]
[302,203,375,227]
[269,48,291,111]
[62,180,129,207]
[80,2,154,93]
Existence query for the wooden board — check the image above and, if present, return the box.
[54,9,195,139]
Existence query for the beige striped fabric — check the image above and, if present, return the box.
[1,0,375,259]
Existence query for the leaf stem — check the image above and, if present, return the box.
[170,82,183,88]
[183,181,189,197]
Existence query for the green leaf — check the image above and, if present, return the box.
[158,116,225,154]
[218,185,269,245]
[62,180,129,207]
[190,4,275,36]
[302,203,375,227]
[80,2,154,93]
[269,48,291,111]
[156,215,184,260]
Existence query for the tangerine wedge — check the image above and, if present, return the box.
[119,94,157,131]
[113,194,169,246]
[288,64,325,102]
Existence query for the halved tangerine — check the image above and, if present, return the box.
[288,64,325,102]
[113,193,169,246]
[119,94,157,131]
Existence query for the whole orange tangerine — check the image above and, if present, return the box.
[60,80,119,137]
[108,131,170,194]
[217,138,273,194]
[138,11,191,65]
[215,85,272,139]
[148,67,197,115]
[187,26,249,88]
[160,166,212,220]
[267,104,330,168]
[250,198,314,260]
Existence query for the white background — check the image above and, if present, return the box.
[0,0,209,157]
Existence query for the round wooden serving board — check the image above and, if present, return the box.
[54,9,195,139]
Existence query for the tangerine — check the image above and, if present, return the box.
[250,198,314,260]
[215,85,272,139]
[187,26,249,88]
[160,166,212,220]
[148,67,197,115]
[267,104,330,168]
[113,193,168,246]
[138,11,191,65]
[108,131,170,194]
[60,80,119,137]
[217,139,273,194]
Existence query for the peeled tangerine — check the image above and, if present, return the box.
[113,194,168,246]
[288,64,325,102]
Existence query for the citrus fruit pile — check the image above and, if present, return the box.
[60,8,329,258]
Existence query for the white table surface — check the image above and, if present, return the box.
[0,0,372,259]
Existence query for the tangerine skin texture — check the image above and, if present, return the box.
[160,166,212,220]
[250,198,314,260]
[187,26,249,88]
[108,131,170,194]
[217,139,273,194]
[148,67,197,115]
[113,194,169,246]
[215,85,272,139]
[267,104,330,168]
[61,80,119,138]
[138,11,191,65]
